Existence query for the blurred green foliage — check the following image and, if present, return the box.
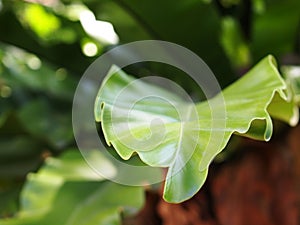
[0,0,300,223]
[0,150,143,225]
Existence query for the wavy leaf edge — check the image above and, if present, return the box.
[95,55,298,203]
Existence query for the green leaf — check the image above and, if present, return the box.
[220,16,251,68]
[110,0,234,87]
[0,136,42,179]
[21,4,61,40]
[0,150,143,225]
[19,150,115,216]
[45,182,143,225]
[95,55,298,203]
[0,181,22,218]
[17,99,73,149]
[251,0,300,61]
[1,43,77,101]
[282,66,300,106]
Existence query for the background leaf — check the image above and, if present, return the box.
[0,149,143,225]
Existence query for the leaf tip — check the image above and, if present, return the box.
[267,54,277,68]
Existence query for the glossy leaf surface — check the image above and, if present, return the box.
[95,55,298,202]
